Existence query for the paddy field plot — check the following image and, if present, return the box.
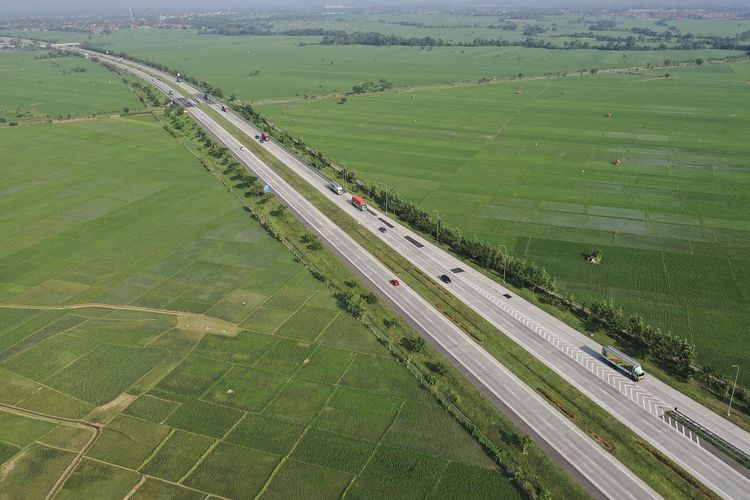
[259,62,750,383]
[0,50,143,122]
[0,92,520,497]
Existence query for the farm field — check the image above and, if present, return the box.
[258,61,750,384]
[266,11,750,44]
[0,58,521,498]
[0,49,143,122]
[12,28,743,102]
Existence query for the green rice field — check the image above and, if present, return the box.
[0,52,521,498]
[0,49,143,121]
[10,26,745,380]
[258,61,750,384]
[11,28,743,102]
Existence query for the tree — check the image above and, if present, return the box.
[122,107,130,114]
[341,291,365,318]
[382,318,398,329]
[400,336,426,353]
[695,58,704,65]
[591,249,602,263]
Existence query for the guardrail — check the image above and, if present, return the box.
[667,409,750,470]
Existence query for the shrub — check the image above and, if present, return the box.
[426,361,448,376]
[362,292,378,305]
[400,336,426,353]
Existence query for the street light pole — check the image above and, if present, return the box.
[498,244,508,283]
[728,364,740,416]
[432,210,440,245]
[340,163,348,192]
[376,182,389,213]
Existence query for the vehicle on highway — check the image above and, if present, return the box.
[351,195,367,211]
[378,227,387,233]
[602,345,646,381]
[260,131,271,142]
[221,105,227,112]
[240,146,244,151]
[168,90,173,95]
[328,182,344,195]
[440,274,452,283]
[254,134,260,140]
[390,279,400,286]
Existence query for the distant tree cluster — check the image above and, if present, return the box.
[321,31,447,47]
[588,20,617,31]
[522,24,546,36]
[351,79,392,94]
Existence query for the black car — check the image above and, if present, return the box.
[378,227,387,233]
[440,274,451,284]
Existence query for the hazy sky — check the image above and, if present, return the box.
[3,0,746,17]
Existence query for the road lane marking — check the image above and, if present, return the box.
[452,272,703,443]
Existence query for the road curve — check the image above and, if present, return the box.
[73,48,663,500]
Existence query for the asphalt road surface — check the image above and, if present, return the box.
[75,46,749,498]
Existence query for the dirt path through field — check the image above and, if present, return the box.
[0,403,101,500]
[0,303,240,336]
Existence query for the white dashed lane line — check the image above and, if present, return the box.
[453,272,701,444]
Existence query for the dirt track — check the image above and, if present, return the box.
[0,403,101,499]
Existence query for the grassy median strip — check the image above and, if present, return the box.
[201,104,720,499]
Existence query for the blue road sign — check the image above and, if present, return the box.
[263,184,271,193]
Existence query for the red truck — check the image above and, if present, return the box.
[351,195,367,211]
[221,105,227,112]
[260,132,271,142]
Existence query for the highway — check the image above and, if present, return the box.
[78,46,750,498]
[245,116,750,498]
[72,47,663,499]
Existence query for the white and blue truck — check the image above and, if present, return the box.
[602,345,646,381]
